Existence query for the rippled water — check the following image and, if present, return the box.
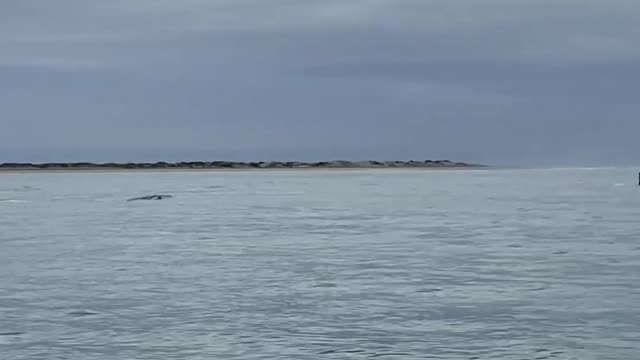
[1,168,640,359]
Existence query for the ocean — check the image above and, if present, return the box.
[1,168,639,359]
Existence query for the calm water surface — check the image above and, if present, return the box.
[1,168,640,359]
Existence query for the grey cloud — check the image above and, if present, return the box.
[1,0,639,166]
[3,0,640,67]
[305,61,640,101]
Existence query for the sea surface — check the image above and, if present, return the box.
[1,168,640,360]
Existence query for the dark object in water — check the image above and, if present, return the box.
[127,194,173,201]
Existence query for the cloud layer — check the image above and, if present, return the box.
[1,0,639,165]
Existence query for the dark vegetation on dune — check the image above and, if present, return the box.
[0,160,483,170]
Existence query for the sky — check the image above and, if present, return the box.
[1,0,639,165]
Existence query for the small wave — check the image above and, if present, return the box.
[19,186,39,191]
[371,352,411,357]
[613,183,625,187]
[182,185,224,193]
[312,283,337,288]
[0,332,25,337]
[67,310,99,317]
[0,186,39,192]
[417,288,443,293]
[0,199,29,203]
[545,167,600,171]
[318,349,366,355]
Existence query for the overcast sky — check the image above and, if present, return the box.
[1,0,639,165]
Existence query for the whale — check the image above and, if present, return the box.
[127,194,173,201]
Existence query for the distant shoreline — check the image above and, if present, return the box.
[0,160,485,172]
